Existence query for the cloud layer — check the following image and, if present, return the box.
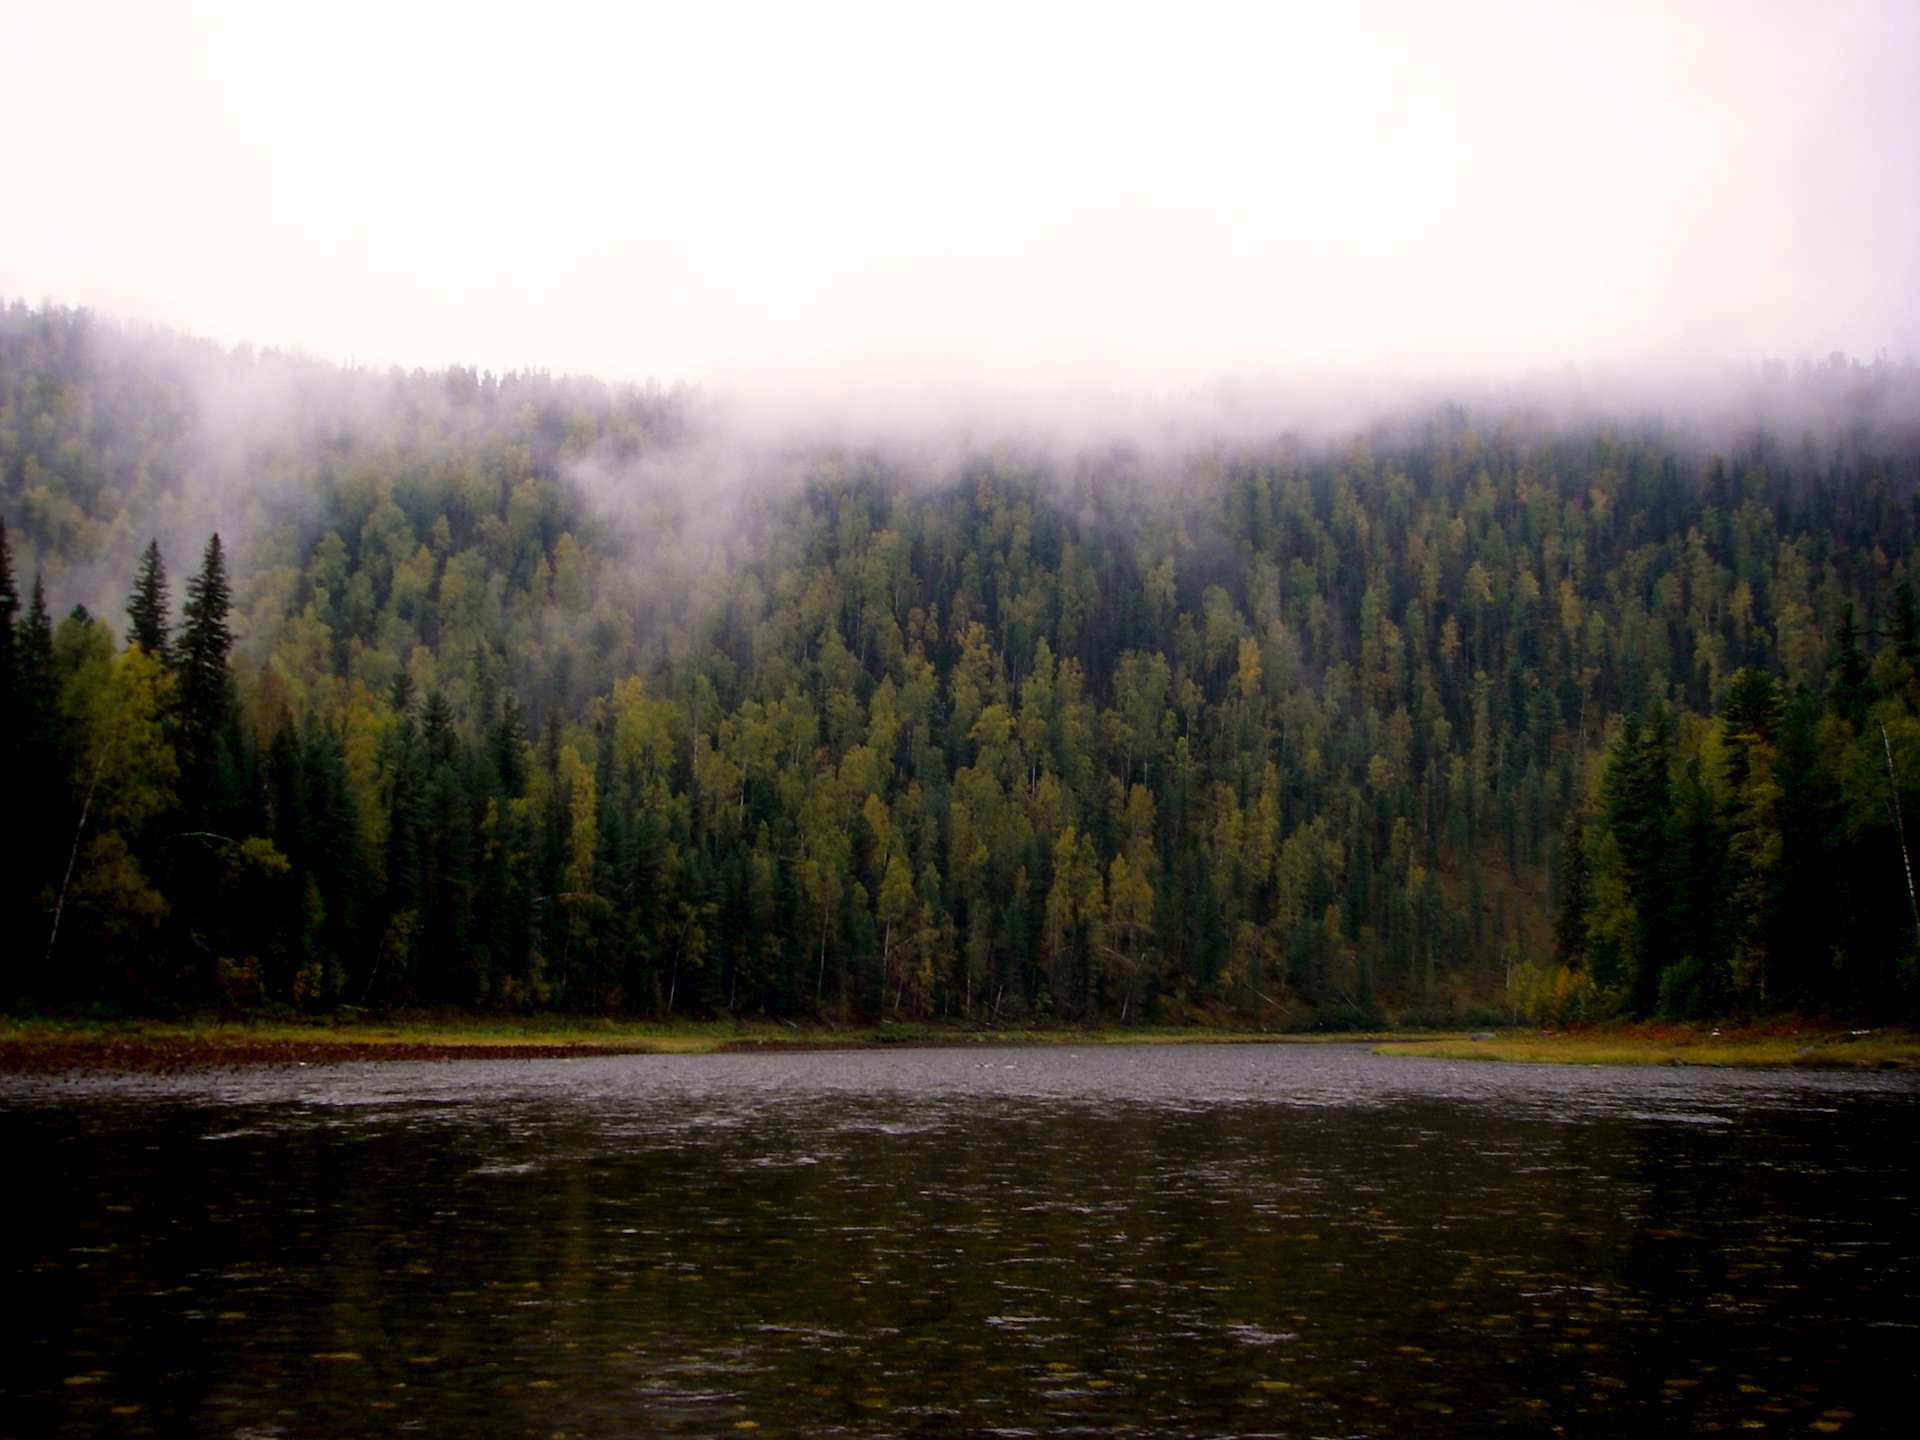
[4,1,1915,389]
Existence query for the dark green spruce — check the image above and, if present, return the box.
[125,538,170,664]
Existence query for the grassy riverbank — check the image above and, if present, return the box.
[0,1014,1407,1074]
[8,1014,1915,1074]
[1373,1020,1920,1070]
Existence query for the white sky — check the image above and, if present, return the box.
[2,0,1915,392]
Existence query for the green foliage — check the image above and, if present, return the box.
[125,538,170,663]
[0,517,17,703]
[5,304,1920,1022]
[1505,959,1606,1026]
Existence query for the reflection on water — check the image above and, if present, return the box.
[5,1045,1916,1436]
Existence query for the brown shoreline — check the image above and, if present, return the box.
[0,1021,1323,1075]
[9,1019,1913,1076]
[0,1038,646,1076]
[0,1033,1239,1073]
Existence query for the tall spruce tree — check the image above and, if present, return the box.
[1832,603,1872,727]
[18,572,51,701]
[125,538,171,663]
[1553,808,1590,966]
[0,518,17,709]
[0,526,21,995]
[178,533,234,819]
[1721,668,1783,792]
[1891,582,1920,667]
[1605,707,1676,1015]
[11,575,58,995]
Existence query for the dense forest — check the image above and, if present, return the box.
[5,302,1919,1025]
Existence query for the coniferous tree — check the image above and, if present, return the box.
[0,518,17,711]
[1890,581,1920,667]
[1553,808,1590,966]
[1662,759,1724,1016]
[18,574,53,720]
[1721,669,1783,791]
[0,531,25,996]
[125,538,171,663]
[1605,708,1676,1015]
[1832,603,1872,727]
[177,533,234,819]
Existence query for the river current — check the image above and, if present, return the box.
[5,1043,1916,1436]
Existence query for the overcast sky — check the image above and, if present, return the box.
[3,0,1915,393]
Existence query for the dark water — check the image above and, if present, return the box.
[5,1045,1917,1438]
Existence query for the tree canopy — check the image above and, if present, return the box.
[5,301,1920,1024]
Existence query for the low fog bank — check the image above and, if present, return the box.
[705,354,1920,455]
[0,304,689,619]
[7,299,1919,629]
[581,353,1920,541]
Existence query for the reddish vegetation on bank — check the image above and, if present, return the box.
[0,1035,638,1076]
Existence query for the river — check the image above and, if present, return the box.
[5,1043,1915,1436]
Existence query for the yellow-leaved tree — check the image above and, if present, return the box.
[47,630,178,991]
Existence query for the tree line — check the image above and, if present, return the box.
[4,302,1918,1023]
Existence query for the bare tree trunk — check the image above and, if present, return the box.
[1881,723,1920,950]
[46,740,114,969]
[816,894,829,999]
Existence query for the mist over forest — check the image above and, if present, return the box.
[5,301,1920,1025]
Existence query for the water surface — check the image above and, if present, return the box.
[6,1043,1916,1436]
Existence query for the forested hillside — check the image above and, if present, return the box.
[5,302,1919,1025]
